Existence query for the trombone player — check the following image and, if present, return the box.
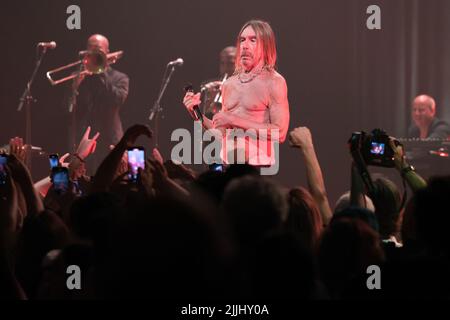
[66,34,129,171]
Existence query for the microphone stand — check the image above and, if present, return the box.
[148,64,178,148]
[17,46,49,170]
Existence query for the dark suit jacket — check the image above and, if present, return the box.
[408,117,450,139]
[76,67,129,146]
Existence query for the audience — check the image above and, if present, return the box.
[0,123,449,300]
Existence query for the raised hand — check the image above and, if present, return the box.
[7,154,44,217]
[59,153,70,168]
[389,138,406,171]
[289,126,332,225]
[91,125,152,193]
[108,145,128,178]
[76,126,100,160]
[289,127,313,149]
[137,160,155,197]
[121,124,152,148]
[9,137,26,164]
[164,160,196,181]
[6,154,33,187]
[148,158,169,189]
[152,148,164,165]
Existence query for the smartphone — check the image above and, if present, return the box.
[127,147,145,182]
[0,154,7,185]
[49,154,59,169]
[51,167,69,194]
[209,163,224,172]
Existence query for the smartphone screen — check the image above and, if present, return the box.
[0,155,7,185]
[51,167,69,193]
[370,142,385,155]
[49,154,59,169]
[127,147,145,182]
[209,163,224,172]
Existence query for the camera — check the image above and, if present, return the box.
[349,129,400,168]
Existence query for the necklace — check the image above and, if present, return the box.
[238,66,265,83]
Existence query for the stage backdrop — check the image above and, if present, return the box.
[1,0,449,204]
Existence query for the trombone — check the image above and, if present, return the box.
[46,49,123,86]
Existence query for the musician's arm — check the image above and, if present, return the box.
[105,73,129,106]
[201,117,214,130]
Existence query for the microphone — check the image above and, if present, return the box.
[37,41,57,49]
[28,145,43,152]
[168,58,184,67]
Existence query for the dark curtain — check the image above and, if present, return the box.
[0,0,449,203]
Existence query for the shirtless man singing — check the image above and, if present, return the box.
[183,20,290,166]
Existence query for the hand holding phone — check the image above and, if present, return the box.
[51,167,69,194]
[127,147,145,183]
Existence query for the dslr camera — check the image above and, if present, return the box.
[349,129,401,167]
